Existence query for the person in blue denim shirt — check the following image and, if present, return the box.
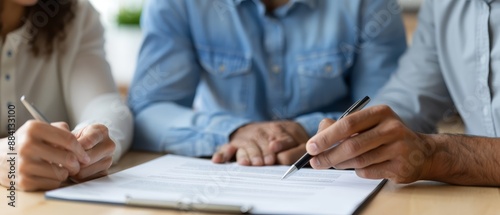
[128,0,406,166]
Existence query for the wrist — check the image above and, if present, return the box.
[229,122,251,141]
[418,133,449,182]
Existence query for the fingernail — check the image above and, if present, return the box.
[251,157,262,166]
[264,155,274,165]
[312,158,321,167]
[270,142,281,152]
[240,158,249,165]
[83,154,91,164]
[308,142,319,154]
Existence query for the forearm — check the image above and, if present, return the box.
[423,134,500,186]
[132,102,250,156]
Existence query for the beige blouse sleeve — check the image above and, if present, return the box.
[63,0,133,163]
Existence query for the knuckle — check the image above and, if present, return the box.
[62,131,77,144]
[318,119,331,130]
[236,149,247,159]
[97,124,108,132]
[271,123,285,132]
[53,122,70,130]
[107,140,117,152]
[57,169,70,181]
[17,159,30,175]
[18,140,33,156]
[355,169,369,178]
[388,120,405,132]
[373,105,393,115]
[352,156,366,168]
[61,122,70,128]
[65,153,77,166]
[104,157,113,169]
[247,149,260,157]
[343,139,362,155]
[17,175,33,191]
[256,129,267,140]
[95,124,109,136]
[316,134,332,149]
[339,118,356,132]
[23,120,41,133]
[319,154,335,167]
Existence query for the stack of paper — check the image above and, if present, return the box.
[46,155,384,214]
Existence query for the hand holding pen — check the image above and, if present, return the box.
[20,96,116,186]
[282,96,370,179]
[0,96,91,191]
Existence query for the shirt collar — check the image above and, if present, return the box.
[4,24,30,47]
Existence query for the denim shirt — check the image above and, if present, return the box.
[129,0,407,156]
[373,0,500,136]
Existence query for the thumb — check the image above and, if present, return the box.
[77,124,107,150]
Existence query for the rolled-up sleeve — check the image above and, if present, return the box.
[128,0,251,156]
[66,1,133,163]
[371,0,453,133]
[295,0,407,137]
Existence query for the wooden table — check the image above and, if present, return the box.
[2,151,500,215]
[4,12,495,215]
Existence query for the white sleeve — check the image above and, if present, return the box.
[73,94,133,164]
[65,0,133,163]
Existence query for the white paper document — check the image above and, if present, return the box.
[46,155,384,214]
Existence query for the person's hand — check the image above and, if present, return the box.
[0,121,90,191]
[306,105,433,183]
[212,121,309,166]
[71,124,116,182]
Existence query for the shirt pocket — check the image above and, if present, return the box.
[295,52,348,110]
[297,53,345,78]
[196,47,252,112]
[197,47,251,78]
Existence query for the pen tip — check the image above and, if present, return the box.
[281,166,297,181]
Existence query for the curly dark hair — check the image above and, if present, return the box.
[1,0,77,56]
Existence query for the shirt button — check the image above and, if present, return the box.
[5,74,10,81]
[324,65,333,73]
[480,54,488,64]
[218,64,225,72]
[6,50,12,57]
[483,107,489,116]
[272,65,281,74]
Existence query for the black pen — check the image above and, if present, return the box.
[281,96,371,180]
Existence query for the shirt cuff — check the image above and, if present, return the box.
[199,114,252,145]
[294,112,328,137]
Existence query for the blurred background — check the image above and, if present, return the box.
[87,0,422,95]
